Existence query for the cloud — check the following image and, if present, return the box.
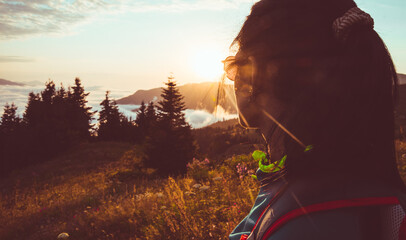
[0,84,45,116]
[184,108,237,128]
[0,56,35,62]
[0,0,255,39]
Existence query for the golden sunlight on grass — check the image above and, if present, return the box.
[1,141,406,239]
[191,48,224,80]
[0,142,259,240]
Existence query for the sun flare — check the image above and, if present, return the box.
[191,48,224,80]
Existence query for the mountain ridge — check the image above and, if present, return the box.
[117,82,237,113]
[0,78,24,86]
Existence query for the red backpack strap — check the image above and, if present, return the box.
[239,234,249,240]
[261,197,399,240]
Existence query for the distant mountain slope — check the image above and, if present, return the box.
[117,82,237,113]
[0,78,24,86]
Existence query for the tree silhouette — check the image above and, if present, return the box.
[0,79,96,177]
[146,101,157,124]
[23,92,42,128]
[68,78,94,139]
[98,91,122,141]
[1,103,21,133]
[144,76,195,175]
[135,101,148,142]
[0,103,23,176]
[41,80,56,104]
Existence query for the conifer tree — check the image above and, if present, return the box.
[98,91,122,140]
[157,76,189,129]
[145,101,158,135]
[134,101,148,142]
[135,101,147,129]
[68,78,94,139]
[146,101,157,124]
[1,103,21,133]
[145,76,195,175]
[41,80,56,104]
[0,103,23,176]
[2,79,94,175]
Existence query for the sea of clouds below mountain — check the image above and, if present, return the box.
[0,84,237,129]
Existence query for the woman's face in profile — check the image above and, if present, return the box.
[228,51,258,128]
[229,51,284,133]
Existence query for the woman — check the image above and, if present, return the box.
[224,0,406,239]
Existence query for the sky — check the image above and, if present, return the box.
[0,0,257,90]
[0,0,405,120]
[1,0,404,91]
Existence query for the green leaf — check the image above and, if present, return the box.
[304,145,313,152]
[259,159,275,173]
[252,150,267,161]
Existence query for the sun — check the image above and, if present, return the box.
[191,48,224,80]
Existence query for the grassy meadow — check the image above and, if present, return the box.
[1,140,406,240]
[0,142,259,240]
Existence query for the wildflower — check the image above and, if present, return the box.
[39,207,47,212]
[193,183,202,189]
[236,162,249,178]
[199,185,210,191]
[57,232,69,239]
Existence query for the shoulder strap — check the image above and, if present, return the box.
[258,197,399,240]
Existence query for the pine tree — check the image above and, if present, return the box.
[23,92,42,128]
[1,103,21,133]
[68,78,94,139]
[135,101,147,129]
[145,101,158,135]
[98,91,122,141]
[2,79,93,174]
[146,101,157,124]
[134,101,148,142]
[41,80,56,104]
[0,103,23,176]
[145,76,195,175]
[157,76,189,129]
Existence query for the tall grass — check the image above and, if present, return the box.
[2,141,406,239]
[0,142,259,240]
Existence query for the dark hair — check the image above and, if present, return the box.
[233,0,403,188]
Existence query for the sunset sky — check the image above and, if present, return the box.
[0,0,405,91]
